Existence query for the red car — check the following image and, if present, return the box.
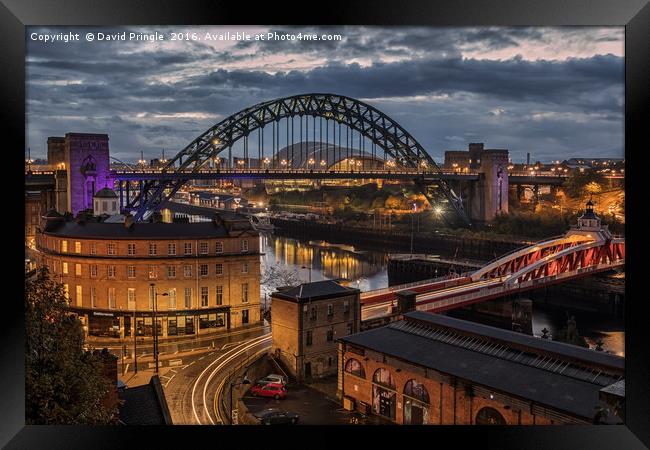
[249,382,287,400]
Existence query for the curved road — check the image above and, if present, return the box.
[162,326,271,425]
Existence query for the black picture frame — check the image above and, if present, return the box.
[4,0,649,448]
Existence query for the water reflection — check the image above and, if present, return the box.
[260,233,388,291]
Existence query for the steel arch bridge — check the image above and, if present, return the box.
[125,93,469,225]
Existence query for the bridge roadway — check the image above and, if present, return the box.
[360,234,625,321]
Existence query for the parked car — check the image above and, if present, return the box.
[254,408,299,425]
[256,374,287,386]
[250,382,287,400]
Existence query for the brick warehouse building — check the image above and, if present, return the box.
[338,311,624,425]
[33,199,261,340]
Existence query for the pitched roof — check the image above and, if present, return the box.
[273,280,359,301]
[118,376,173,425]
[94,187,118,198]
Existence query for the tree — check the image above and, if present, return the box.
[260,264,302,292]
[25,267,119,424]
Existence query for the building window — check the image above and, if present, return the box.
[199,242,208,254]
[149,285,155,309]
[127,265,136,278]
[75,263,82,276]
[90,243,96,255]
[107,243,115,255]
[475,407,506,425]
[108,287,116,309]
[91,286,97,308]
[75,285,83,307]
[372,368,397,420]
[74,241,81,254]
[61,240,68,253]
[200,264,208,277]
[215,263,223,276]
[310,306,317,320]
[107,265,116,279]
[216,285,223,305]
[327,329,334,342]
[327,304,333,316]
[149,243,157,256]
[343,301,350,314]
[184,242,192,255]
[62,262,68,274]
[63,284,69,301]
[344,358,366,378]
[167,266,176,278]
[127,288,136,310]
[168,288,177,310]
[184,265,192,278]
[148,265,157,279]
[184,288,192,308]
[90,265,97,278]
[242,309,249,324]
[242,283,249,303]
[201,286,209,307]
[347,323,353,335]
[240,239,248,252]
[168,243,176,255]
[216,241,223,253]
[242,262,248,274]
[306,330,313,346]
[128,243,136,255]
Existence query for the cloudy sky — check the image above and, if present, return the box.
[26,26,624,163]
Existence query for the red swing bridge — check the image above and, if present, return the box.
[360,199,624,321]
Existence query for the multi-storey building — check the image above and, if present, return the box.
[33,195,261,340]
[271,280,361,381]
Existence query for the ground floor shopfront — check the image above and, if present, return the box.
[70,306,239,339]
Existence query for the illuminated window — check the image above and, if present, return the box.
[168,288,177,310]
[201,287,209,307]
[74,241,81,253]
[62,262,68,274]
[127,288,136,310]
[108,287,116,309]
[63,284,69,301]
[75,264,81,276]
[76,285,83,307]
[148,265,158,279]
[242,283,249,303]
[61,240,68,253]
[91,286,97,308]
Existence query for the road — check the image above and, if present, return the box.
[161,325,271,425]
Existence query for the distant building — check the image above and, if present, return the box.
[271,280,361,381]
[338,311,624,425]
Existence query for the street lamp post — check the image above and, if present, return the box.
[410,203,417,255]
[229,373,250,424]
[150,283,168,374]
[133,309,138,374]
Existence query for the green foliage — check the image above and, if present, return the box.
[25,267,119,424]
[564,169,606,198]
[490,211,571,238]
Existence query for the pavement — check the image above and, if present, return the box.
[241,383,392,425]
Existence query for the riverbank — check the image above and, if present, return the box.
[270,217,528,260]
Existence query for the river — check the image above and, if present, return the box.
[259,232,625,356]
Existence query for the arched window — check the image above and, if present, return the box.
[475,407,507,425]
[372,368,395,389]
[403,380,430,404]
[344,358,366,378]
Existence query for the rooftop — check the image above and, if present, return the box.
[118,376,173,425]
[273,279,359,301]
[341,311,623,421]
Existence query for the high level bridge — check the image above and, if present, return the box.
[361,202,624,321]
